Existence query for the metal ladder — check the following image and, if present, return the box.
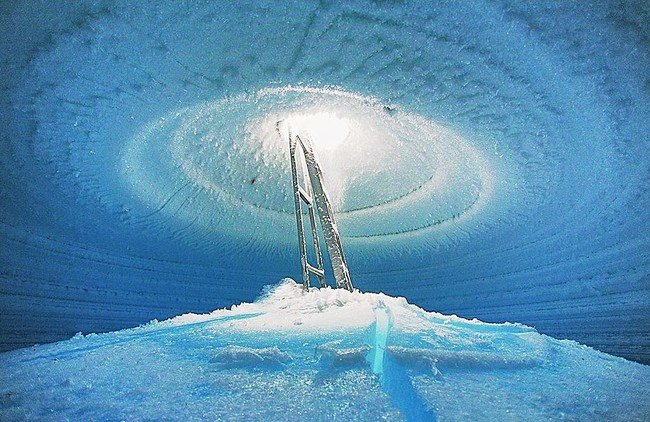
[277,121,354,292]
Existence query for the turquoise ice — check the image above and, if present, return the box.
[1,280,647,421]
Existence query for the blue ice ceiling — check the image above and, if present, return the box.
[0,1,648,362]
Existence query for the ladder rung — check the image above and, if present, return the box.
[306,264,324,278]
[298,186,312,204]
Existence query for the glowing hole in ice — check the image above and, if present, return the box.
[285,111,350,152]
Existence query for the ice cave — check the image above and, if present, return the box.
[0,1,648,420]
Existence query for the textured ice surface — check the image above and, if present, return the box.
[0,0,648,364]
[0,280,648,421]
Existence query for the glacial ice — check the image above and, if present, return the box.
[0,0,648,368]
[0,280,648,421]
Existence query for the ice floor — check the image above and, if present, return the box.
[1,280,648,421]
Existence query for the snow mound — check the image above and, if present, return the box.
[0,279,648,420]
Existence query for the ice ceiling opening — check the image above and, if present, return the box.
[284,111,349,151]
[0,0,647,364]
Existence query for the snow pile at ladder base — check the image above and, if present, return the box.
[0,279,648,421]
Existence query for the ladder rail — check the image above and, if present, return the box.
[288,131,310,289]
[307,202,326,287]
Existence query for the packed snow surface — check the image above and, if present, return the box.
[1,280,648,421]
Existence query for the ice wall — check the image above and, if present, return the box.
[1,1,648,362]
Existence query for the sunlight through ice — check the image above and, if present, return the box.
[285,111,350,151]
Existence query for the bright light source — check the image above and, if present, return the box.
[286,112,350,151]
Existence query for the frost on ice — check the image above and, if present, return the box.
[1,280,648,421]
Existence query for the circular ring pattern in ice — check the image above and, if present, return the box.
[121,86,495,243]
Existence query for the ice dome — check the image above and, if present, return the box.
[0,1,648,417]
